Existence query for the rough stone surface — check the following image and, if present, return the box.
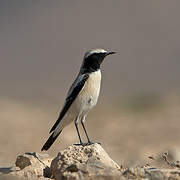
[1,144,180,179]
[0,152,53,180]
[50,143,121,180]
[121,167,180,180]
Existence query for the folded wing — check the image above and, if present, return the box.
[49,73,89,133]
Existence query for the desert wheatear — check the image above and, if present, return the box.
[41,48,116,151]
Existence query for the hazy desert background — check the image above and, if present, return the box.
[1,0,180,169]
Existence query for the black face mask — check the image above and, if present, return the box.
[81,53,106,73]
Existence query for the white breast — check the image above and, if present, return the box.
[55,70,101,131]
[75,70,101,116]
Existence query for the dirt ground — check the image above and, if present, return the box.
[0,93,180,168]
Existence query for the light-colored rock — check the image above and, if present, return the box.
[1,145,180,180]
[0,152,53,179]
[121,167,180,180]
[50,143,121,180]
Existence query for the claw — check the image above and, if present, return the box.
[87,141,94,145]
[73,143,86,146]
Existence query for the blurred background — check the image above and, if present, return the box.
[0,0,180,168]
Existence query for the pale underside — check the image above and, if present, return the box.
[53,70,101,136]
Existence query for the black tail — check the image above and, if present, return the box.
[41,131,62,151]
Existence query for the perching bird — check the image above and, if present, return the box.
[41,48,116,151]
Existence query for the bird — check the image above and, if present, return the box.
[41,48,116,151]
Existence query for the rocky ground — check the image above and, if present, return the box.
[1,143,180,180]
[1,95,180,179]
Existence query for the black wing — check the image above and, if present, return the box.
[49,73,89,133]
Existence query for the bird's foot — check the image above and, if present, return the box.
[73,141,101,146]
[88,141,101,145]
[87,141,94,145]
[73,142,93,146]
[73,142,87,146]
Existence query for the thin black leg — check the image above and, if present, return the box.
[81,116,93,145]
[74,117,83,145]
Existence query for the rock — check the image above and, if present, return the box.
[1,145,180,180]
[14,152,52,178]
[121,167,180,180]
[0,152,53,179]
[50,143,121,180]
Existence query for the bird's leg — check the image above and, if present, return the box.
[81,116,93,145]
[74,116,83,145]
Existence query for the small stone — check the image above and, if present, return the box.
[15,155,31,170]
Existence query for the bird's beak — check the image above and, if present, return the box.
[106,51,116,56]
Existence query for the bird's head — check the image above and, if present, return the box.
[81,48,116,73]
